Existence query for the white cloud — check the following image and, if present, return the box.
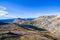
[0,11,8,16]
[0,6,8,17]
[0,6,6,11]
[0,6,17,19]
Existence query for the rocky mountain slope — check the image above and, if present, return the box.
[0,23,57,40]
[0,16,60,40]
[32,15,60,38]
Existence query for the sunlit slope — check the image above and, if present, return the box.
[0,23,57,40]
[32,15,60,38]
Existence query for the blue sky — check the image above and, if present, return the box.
[0,0,60,18]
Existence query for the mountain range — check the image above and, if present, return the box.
[0,15,60,40]
[0,18,35,23]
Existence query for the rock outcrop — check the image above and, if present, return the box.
[33,15,60,37]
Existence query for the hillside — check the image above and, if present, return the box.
[0,22,57,40]
[0,16,60,40]
[32,15,60,39]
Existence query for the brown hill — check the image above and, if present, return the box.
[0,23,57,40]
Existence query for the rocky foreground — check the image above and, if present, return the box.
[0,15,60,40]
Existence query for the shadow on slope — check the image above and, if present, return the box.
[0,32,23,40]
[16,24,46,31]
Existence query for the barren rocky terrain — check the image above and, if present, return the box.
[0,15,60,40]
